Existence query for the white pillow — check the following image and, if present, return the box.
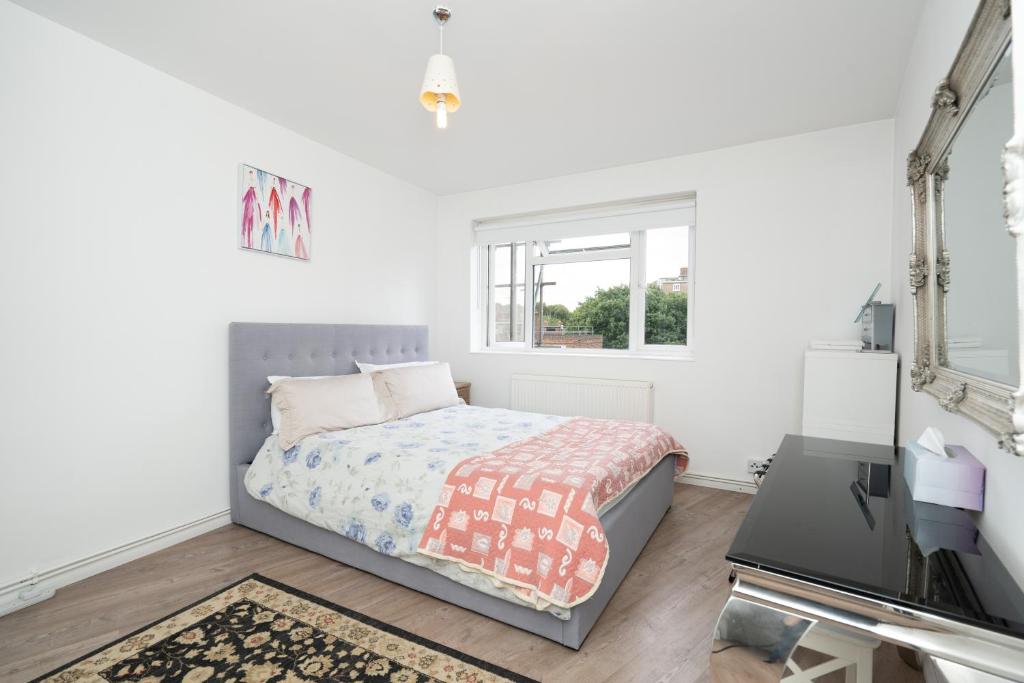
[355,360,436,374]
[268,373,400,432]
[267,374,382,450]
[379,362,460,418]
[267,375,328,433]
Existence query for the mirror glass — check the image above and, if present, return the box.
[941,43,1018,386]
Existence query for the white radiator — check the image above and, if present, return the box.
[509,374,653,422]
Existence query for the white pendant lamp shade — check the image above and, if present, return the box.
[420,6,459,129]
[420,54,461,113]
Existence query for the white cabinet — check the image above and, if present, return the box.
[802,351,898,446]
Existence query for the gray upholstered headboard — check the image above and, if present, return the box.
[228,322,428,514]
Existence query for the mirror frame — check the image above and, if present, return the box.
[908,0,1019,453]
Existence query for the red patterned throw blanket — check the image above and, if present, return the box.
[417,417,687,609]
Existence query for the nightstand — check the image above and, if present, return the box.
[454,381,471,405]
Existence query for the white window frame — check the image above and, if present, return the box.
[473,194,695,360]
[485,242,526,349]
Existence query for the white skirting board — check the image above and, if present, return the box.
[678,472,757,495]
[0,509,231,617]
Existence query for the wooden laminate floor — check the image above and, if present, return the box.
[0,485,919,682]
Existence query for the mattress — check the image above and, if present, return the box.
[244,404,655,618]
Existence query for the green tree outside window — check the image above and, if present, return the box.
[566,284,686,349]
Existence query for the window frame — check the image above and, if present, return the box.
[475,222,695,360]
[528,237,633,352]
[485,242,526,349]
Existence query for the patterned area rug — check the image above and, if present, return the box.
[34,574,537,683]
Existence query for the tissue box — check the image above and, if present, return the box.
[903,440,985,511]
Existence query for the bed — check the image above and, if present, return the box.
[229,322,677,649]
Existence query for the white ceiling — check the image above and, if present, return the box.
[16,0,923,195]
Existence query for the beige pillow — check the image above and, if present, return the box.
[370,371,400,423]
[268,373,382,449]
[380,362,460,418]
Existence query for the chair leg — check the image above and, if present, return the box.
[854,650,873,683]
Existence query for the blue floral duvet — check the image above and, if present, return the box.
[244,404,573,616]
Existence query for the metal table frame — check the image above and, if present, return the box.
[711,563,1024,682]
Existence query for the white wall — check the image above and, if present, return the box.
[434,120,895,487]
[889,0,1024,584]
[0,1,436,591]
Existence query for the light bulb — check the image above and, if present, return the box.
[436,96,448,129]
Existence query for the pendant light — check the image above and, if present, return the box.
[419,6,460,129]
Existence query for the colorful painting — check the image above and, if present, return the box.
[239,164,311,260]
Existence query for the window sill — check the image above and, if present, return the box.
[471,347,695,362]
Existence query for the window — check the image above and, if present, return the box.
[489,242,526,343]
[475,195,694,356]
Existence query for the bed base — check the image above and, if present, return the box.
[233,455,672,649]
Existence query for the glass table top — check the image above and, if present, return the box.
[727,434,1024,639]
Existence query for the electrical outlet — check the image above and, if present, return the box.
[747,458,768,474]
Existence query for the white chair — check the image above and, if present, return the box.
[782,624,881,683]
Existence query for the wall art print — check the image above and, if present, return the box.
[239,164,311,260]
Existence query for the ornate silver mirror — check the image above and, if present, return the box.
[908,0,1020,452]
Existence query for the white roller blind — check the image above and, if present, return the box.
[473,194,696,245]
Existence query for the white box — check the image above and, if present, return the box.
[903,441,985,511]
[802,350,898,445]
